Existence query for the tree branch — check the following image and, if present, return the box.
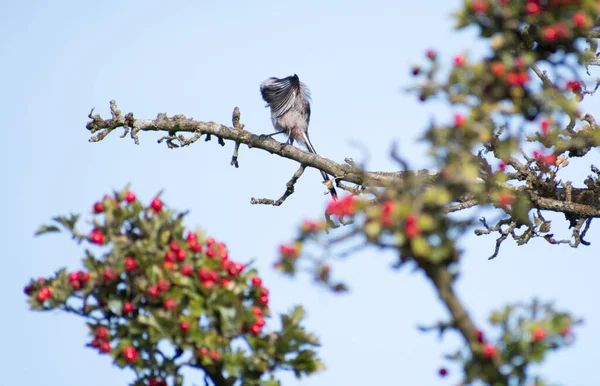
[86,101,600,218]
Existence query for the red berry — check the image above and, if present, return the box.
[147,286,160,298]
[150,197,163,212]
[453,54,465,66]
[206,237,216,246]
[189,240,203,253]
[103,267,117,281]
[228,263,245,276]
[254,317,265,328]
[252,306,263,317]
[157,279,171,292]
[164,250,176,262]
[123,302,135,314]
[526,1,540,15]
[206,247,216,258]
[93,201,104,213]
[180,264,193,276]
[259,287,269,297]
[68,272,79,283]
[258,295,269,306]
[163,298,177,311]
[251,276,262,286]
[162,261,175,271]
[439,368,448,377]
[543,27,557,42]
[540,117,551,135]
[198,267,212,281]
[426,49,436,60]
[497,192,514,208]
[176,249,186,261]
[90,229,105,245]
[124,257,137,272]
[209,350,220,361]
[124,191,136,203]
[482,343,498,359]
[186,231,197,242]
[470,0,488,14]
[572,12,587,28]
[99,341,111,353]
[78,271,91,283]
[532,326,546,341]
[249,324,261,335]
[475,329,485,343]
[122,346,138,362]
[220,278,232,287]
[454,113,466,128]
[491,62,505,77]
[37,286,52,302]
[179,321,191,332]
[94,326,109,339]
[566,81,581,92]
[169,240,181,252]
[197,347,209,357]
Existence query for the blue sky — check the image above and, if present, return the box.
[2,1,600,385]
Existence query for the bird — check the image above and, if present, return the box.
[260,74,338,200]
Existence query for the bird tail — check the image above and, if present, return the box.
[302,133,338,201]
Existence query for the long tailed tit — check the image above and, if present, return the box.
[260,74,338,200]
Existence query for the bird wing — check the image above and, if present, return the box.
[260,75,300,118]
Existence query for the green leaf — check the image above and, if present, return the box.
[52,214,80,231]
[34,225,61,236]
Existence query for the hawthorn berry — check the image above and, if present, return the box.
[37,286,52,302]
[532,326,546,341]
[439,368,448,377]
[258,295,269,306]
[475,329,484,343]
[482,343,498,358]
[492,62,506,77]
[99,341,111,353]
[566,80,581,92]
[93,201,104,213]
[147,286,160,298]
[78,271,91,283]
[453,54,465,66]
[220,278,232,287]
[180,264,193,276]
[103,267,117,281]
[175,249,186,261]
[249,324,261,335]
[197,347,209,357]
[279,244,299,259]
[179,321,191,332]
[124,191,136,203]
[572,12,588,28]
[169,240,181,252]
[227,262,244,276]
[122,346,138,362]
[123,302,135,314]
[206,237,216,246]
[163,298,177,311]
[254,317,265,328]
[470,0,488,14]
[251,276,262,286]
[209,350,220,361]
[150,197,163,212]
[157,279,171,292]
[164,250,176,262]
[454,113,466,128]
[90,229,105,245]
[426,49,436,60]
[252,306,263,317]
[124,257,136,272]
[162,261,175,271]
[94,326,109,340]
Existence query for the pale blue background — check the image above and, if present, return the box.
[2,1,599,385]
